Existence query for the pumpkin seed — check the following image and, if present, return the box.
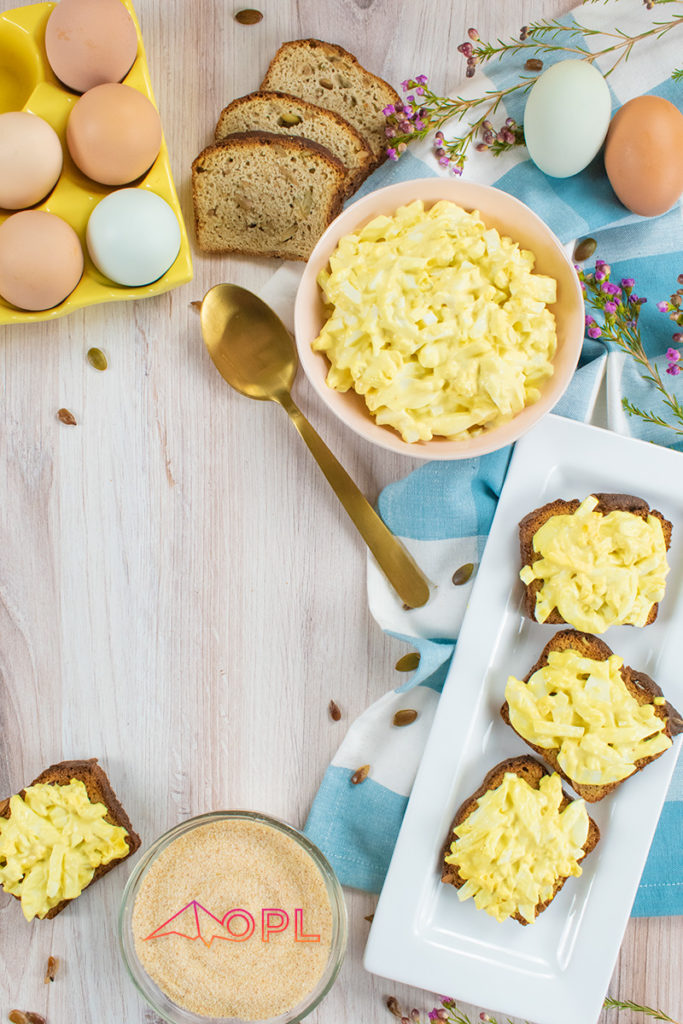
[44,955,58,983]
[328,699,341,721]
[452,562,475,586]
[573,237,597,262]
[278,112,302,127]
[364,913,374,922]
[395,652,420,672]
[87,347,107,371]
[392,709,418,727]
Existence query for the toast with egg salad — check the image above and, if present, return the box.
[441,756,599,925]
[0,758,140,921]
[519,492,672,633]
[502,630,683,802]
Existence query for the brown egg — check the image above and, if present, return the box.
[66,82,162,185]
[45,0,138,94]
[0,112,63,210]
[0,211,84,310]
[604,95,683,217]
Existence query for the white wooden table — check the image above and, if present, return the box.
[1,1,681,1021]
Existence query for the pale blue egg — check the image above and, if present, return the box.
[523,59,611,178]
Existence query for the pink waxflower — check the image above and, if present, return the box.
[658,301,670,312]
[667,364,681,376]
[383,104,396,116]
[588,326,602,339]
[667,348,681,362]
[604,301,617,314]
[386,147,398,160]
[415,74,428,85]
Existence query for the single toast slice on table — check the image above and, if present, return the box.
[441,756,599,925]
[0,758,140,920]
[260,39,400,167]
[501,629,683,801]
[519,492,672,633]
[192,131,347,260]
[215,91,374,195]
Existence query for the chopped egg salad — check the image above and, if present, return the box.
[506,649,672,786]
[445,772,589,924]
[520,495,670,632]
[0,780,130,920]
[313,200,558,443]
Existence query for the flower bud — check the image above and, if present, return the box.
[467,27,479,40]
[466,65,476,77]
[475,142,489,152]
[457,42,473,57]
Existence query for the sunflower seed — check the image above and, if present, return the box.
[328,699,342,721]
[351,764,369,785]
[234,9,262,24]
[57,408,77,426]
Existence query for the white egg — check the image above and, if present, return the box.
[86,188,181,287]
[523,59,611,178]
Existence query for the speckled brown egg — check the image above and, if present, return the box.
[0,211,84,310]
[45,0,138,94]
[66,82,162,185]
[604,95,683,217]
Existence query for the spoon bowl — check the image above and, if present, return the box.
[202,284,297,401]
[200,283,431,609]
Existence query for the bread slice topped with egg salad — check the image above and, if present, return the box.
[0,758,140,921]
[441,756,599,925]
[501,630,683,802]
[519,492,672,633]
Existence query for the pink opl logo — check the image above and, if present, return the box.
[143,900,320,947]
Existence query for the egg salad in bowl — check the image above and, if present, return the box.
[313,199,557,444]
[294,178,584,459]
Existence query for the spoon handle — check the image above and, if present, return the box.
[278,393,431,609]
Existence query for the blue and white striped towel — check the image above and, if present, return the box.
[259,0,683,917]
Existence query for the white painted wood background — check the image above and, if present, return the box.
[0,0,681,1021]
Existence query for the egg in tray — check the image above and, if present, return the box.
[0,0,192,325]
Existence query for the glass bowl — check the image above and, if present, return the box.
[119,811,347,1024]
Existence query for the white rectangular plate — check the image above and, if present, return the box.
[364,414,683,1024]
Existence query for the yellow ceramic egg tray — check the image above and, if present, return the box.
[0,0,193,325]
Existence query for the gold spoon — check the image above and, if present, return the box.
[201,283,431,609]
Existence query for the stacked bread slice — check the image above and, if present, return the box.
[192,39,400,261]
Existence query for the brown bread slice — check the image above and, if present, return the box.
[441,755,600,925]
[519,492,672,626]
[192,131,347,260]
[260,38,400,166]
[501,630,683,801]
[215,91,374,195]
[0,758,141,919]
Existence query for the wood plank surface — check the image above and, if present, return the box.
[0,0,681,1022]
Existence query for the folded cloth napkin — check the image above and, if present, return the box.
[259,0,683,917]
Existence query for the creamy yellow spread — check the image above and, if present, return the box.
[0,780,129,920]
[445,772,588,924]
[520,495,669,632]
[313,199,557,443]
[506,649,671,785]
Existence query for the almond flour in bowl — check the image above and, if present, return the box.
[119,812,347,1024]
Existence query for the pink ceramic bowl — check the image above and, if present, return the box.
[294,178,584,460]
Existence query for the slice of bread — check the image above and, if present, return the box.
[215,91,374,195]
[501,630,683,801]
[519,492,672,627]
[0,758,141,919]
[260,39,400,165]
[441,755,600,925]
[192,131,347,260]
